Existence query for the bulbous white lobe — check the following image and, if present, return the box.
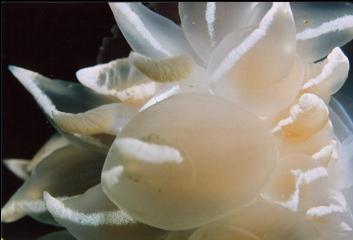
[108,2,199,62]
[302,47,349,102]
[1,144,105,224]
[273,93,329,141]
[53,103,137,136]
[102,93,277,230]
[8,65,118,152]
[44,185,165,240]
[76,58,158,104]
[6,2,353,240]
[210,3,296,84]
[208,3,302,116]
[179,2,269,63]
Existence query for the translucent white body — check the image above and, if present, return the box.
[102,93,277,230]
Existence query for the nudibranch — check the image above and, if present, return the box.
[2,2,353,240]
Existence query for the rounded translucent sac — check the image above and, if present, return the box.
[102,93,277,230]
[179,2,270,64]
[208,3,302,117]
[209,3,296,86]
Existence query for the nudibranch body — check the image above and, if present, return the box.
[2,2,353,240]
[102,93,277,230]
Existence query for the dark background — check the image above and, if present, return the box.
[1,3,178,239]
[1,3,353,240]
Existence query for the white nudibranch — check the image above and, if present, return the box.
[3,2,353,240]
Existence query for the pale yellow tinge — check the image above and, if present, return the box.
[129,52,192,82]
[273,93,329,141]
[53,104,136,136]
